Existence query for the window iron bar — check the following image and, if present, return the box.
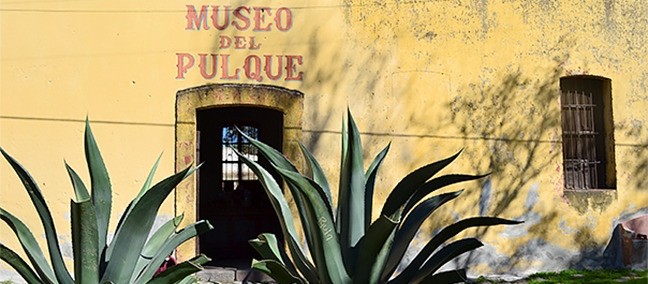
[561,89,602,190]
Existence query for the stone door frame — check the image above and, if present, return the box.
[174,83,303,260]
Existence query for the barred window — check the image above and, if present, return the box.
[560,76,616,190]
[221,126,259,191]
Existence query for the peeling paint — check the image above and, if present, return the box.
[475,0,493,36]
[525,183,539,210]
[559,219,577,235]
[501,211,541,239]
[56,235,73,259]
[479,177,492,216]
[441,243,514,276]
[420,31,437,41]
[451,210,462,223]
[0,269,25,284]
[563,190,617,214]
[513,238,578,271]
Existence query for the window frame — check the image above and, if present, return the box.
[559,75,616,190]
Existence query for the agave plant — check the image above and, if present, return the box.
[235,110,522,284]
[0,120,213,284]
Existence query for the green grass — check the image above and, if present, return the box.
[474,269,648,283]
[527,269,647,284]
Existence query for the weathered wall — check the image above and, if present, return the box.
[1,0,647,281]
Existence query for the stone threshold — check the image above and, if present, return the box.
[195,266,275,284]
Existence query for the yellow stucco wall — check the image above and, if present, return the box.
[1,0,647,280]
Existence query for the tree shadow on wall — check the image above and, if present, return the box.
[281,19,583,274]
[203,5,648,275]
[272,17,648,271]
[617,119,648,190]
[438,66,566,274]
[206,2,393,154]
[442,65,648,274]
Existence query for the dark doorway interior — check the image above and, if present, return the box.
[197,106,284,268]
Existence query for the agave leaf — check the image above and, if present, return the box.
[303,201,333,283]
[420,269,467,284]
[337,115,348,236]
[340,113,348,164]
[236,129,310,215]
[382,190,463,281]
[286,182,319,269]
[399,216,522,282]
[412,238,483,283]
[249,233,286,265]
[135,220,213,284]
[381,150,462,220]
[138,153,163,200]
[236,110,523,284]
[146,254,210,284]
[235,151,319,283]
[0,148,73,284]
[237,127,300,173]
[130,214,185,283]
[403,174,487,215]
[236,129,320,264]
[0,244,43,284]
[422,217,522,263]
[84,119,112,256]
[299,142,333,216]
[106,154,163,263]
[64,162,90,202]
[100,166,192,284]
[371,227,398,284]
[390,238,482,284]
[250,236,294,279]
[283,224,319,283]
[276,167,351,284]
[338,109,366,274]
[0,208,56,284]
[235,130,328,271]
[71,199,99,283]
[353,214,398,284]
[251,259,304,284]
[364,143,390,229]
[142,214,185,258]
[175,275,199,284]
[360,144,392,281]
[113,153,163,233]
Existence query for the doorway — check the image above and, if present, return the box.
[196,106,284,267]
[174,83,303,264]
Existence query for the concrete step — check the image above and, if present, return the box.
[195,266,275,284]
